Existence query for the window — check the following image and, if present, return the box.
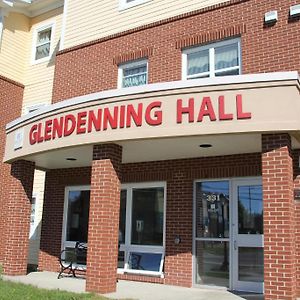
[32,23,55,64]
[119,0,152,11]
[182,38,241,80]
[62,186,90,255]
[118,182,166,276]
[29,194,38,239]
[118,59,148,88]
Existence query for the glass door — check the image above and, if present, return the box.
[194,181,230,287]
[231,179,264,293]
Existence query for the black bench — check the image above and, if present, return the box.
[57,242,87,279]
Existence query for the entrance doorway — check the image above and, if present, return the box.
[194,178,264,293]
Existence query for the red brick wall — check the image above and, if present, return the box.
[0,76,24,264]
[52,0,300,102]
[39,153,261,287]
[293,150,300,297]
[262,134,297,300]
[86,144,122,294]
[3,160,35,275]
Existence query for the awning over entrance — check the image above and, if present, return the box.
[4,72,300,169]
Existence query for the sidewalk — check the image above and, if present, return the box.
[3,271,263,300]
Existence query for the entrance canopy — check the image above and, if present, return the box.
[4,72,300,169]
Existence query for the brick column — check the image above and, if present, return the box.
[262,134,297,300]
[86,144,122,294]
[3,160,35,275]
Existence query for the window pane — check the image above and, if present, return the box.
[215,68,240,76]
[66,190,90,242]
[128,252,162,272]
[187,50,209,76]
[238,185,263,234]
[119,190,127,244]
[131,187,164,246]
[215,43,239,71]
[35,43,50,60]
[118,251,125,268]
[238,247,264,282]
[123,64,147,87]
[196,181,230,238]
[37,28,51,44]
[196,241,229,287]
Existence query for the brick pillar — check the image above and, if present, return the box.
[164,171,193,287]
[86,144,122,294]
[3,160,35,275]
[262,134,297,300]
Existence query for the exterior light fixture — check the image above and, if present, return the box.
[264,10,278,24]
[199,144,212,148]
[290,4,300,18]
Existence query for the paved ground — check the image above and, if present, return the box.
[3,271,264,300]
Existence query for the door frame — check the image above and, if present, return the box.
[192,177,263,292]
[231,178,264,293]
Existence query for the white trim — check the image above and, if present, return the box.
[59,0,67,50]
[0,8,4,48]
[182,38,241,80]
[61,185,90,252]
[6,71,300,131]
[119,0,152,11]
[31,21,55,65]
[118,59,148,89]
[118,181,166,276]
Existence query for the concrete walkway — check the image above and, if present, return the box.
[3,271,261,300]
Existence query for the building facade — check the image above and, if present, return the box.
[1,1,300,300]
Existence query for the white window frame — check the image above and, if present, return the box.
[31,21,55,65]
[118,181,166,277]
[182,38,241,80]
[61,185,90,253]
[29,193,38,240]
[118,59,148,88]
[119,0,152,11]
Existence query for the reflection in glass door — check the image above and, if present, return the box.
[232,180,264,293]
[195,181,230,287]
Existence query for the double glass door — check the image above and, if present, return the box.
[194,178,264,293]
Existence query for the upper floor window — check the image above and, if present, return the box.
[32,23,55,64]
[118,59,148,88]
[182,38,241,80]
[119,0,152,11]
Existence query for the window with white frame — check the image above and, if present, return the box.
[29,194,38,239]
[32,23,55,64]
[118,182,166,276]
[182,38,241,80]
[62,186,90,256]
[118,59,148,88]
[119,0,152,11]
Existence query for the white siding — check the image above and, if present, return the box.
[63,0,229,49]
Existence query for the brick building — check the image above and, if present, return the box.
[1,0,300,299]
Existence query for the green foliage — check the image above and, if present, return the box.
[0,280,112,300]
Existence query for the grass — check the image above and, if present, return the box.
[0,279,113,300]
